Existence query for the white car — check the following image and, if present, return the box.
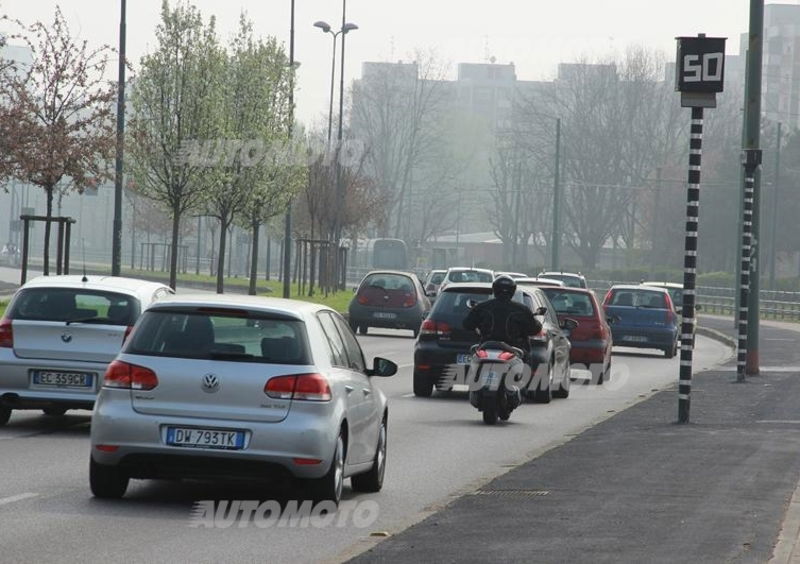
[89,295,397,503]
[438,267,495,294]
[0,275,173,425]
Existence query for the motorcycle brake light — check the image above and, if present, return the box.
[498,351,515,361]
[475,349,489,358]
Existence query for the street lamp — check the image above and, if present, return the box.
[313,20,358,146]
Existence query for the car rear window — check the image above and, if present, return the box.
[124,309,311,364]
[429,272,445,285]
[8,288,139,325]
[361,273,414,292]
[542,289,596,316]
[447,270,493,283]
[432,289,526,316]
[609,290,667,309]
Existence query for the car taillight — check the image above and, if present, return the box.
[0,317,12,348]
[402,295,416,307]
[357,294,369,305]
[475,349,489,359]
[103,360,159,390]
[265,373,331,402]
[498,351,515,361]
[420,319,451,338]
[665,308,675,325]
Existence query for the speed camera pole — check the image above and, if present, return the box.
[674,34,726,424]
[736,150,761,383]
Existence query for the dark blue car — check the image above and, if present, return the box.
[601,285,679,358]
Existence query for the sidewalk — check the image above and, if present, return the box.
[349,318,800,564]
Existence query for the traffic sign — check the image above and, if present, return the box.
[675,36,726,93]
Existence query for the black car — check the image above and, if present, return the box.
[413,283,574,402]
[348,271,431,337]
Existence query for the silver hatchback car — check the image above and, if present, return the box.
[89,295,396,504]
[0,275,173,424]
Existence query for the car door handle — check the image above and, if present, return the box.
[345,385,354,394]
[362,388,372,396]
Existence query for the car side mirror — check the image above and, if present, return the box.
[352,287,357,293]
[466,299,479,310]
[560,318,579,331]
[535,306,548,316]
[606,316,615,325]
[368,357,397,377]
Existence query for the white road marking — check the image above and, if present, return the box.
[0,493,38,506]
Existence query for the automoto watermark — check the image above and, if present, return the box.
[188,499,380,529]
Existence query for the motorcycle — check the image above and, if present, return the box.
[467,340,531,425]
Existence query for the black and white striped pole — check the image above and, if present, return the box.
[736,150,762,383]
[677,106,704,423]
[674,34,726,424]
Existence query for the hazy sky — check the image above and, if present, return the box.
[1,1,791,126]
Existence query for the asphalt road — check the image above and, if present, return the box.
[0,329,730,564]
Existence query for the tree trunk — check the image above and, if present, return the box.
[43,186,54,276]
[249,220,260,296]
[308,222,316,297]
[168,209,181,290]
[216,214,228,294]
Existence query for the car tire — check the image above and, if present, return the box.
[89,458,129,499]
[358,324,368,335]
[553,364,570,398]
[532,361,553,404]
[482,407,498,425]
[351,418,387,493]
[665,341,677,359]
[413,371,434,397]
[307,433,345,505]
[43,407,68,417]
[349,319,359,333]
[0,407,10,426]
[412,327,419,338]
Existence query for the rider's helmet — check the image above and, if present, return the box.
[492,275,516,301]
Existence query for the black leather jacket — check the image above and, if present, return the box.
[463,297,542,350]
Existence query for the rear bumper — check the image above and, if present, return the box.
[569,339,609,364]
[90,389,341,480]
[0,350,104,409]
[611,326,676,348]
[348,303,424,330]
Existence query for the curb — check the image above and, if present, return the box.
[695,325,736,349]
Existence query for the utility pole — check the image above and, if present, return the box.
[744,0,764,376]
[769,122,781,289]
[550,117,561,270]
[282,0,295,299]
[650,167,662,277]
[111,0,126,276]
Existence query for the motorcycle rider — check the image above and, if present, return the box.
[463,275,541,351]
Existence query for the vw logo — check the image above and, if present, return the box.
[201,373,220,393]
[61,333,72,343]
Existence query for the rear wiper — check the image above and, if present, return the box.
[66,317,107,325]
[208,351,255,360]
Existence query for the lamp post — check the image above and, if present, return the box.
[282,0,296,299]
[112,0,126,276]
[313,20,358,146]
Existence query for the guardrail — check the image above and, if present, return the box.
[588,280,800,322]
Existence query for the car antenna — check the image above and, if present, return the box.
[81,239,88,283]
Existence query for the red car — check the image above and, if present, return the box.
[540,287,613,385]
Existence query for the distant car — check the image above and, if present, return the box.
[89,295,397,502]
[0,244,20,267]
[538,271,588,289]
[438,267,495,294]
[541,287,612,384]
[413,282,573,403]
[640,281,698,343]
[516,277,566,288]
[348,271,430,337]
[601,285,679,358]
[0,275,173,426]
[423,269,447,297]
[495,272,528,280]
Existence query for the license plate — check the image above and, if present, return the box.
[32,371,93,388]
[165,427,245,450]
[622,335,648,342]
[457,354,472,365]
[373,312,397,319]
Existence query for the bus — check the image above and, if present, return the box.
[370,238,408,270]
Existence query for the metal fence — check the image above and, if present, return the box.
[588,280,800,322]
